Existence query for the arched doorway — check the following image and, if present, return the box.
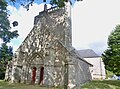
[27,53,44,84]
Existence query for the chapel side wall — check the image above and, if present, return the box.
[76,59,92,84]
[78,59,92,83]
[68,56,92,88]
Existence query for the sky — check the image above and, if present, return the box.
[72,0,120,55]
[2,0,120,55]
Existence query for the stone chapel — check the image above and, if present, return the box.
[5,2,92,88]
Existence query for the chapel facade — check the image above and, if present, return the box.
[5,2,92,88]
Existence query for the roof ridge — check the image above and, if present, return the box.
[78,49,99,58]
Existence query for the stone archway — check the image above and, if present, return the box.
[27,53,44,84]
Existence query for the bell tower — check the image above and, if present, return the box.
[34,0,73,49]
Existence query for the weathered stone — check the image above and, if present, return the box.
[5,2,92,89]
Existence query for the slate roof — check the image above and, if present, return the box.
[78,49,99,58]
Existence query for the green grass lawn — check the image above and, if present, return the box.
[81,80,120,89]
[0,80,60,89]
[0,80,120,89]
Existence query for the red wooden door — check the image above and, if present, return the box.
[39,66,44,85]
[31,67,36,84]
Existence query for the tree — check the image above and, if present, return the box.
[102,25,120,76]
[9,0,83,10]
[0,0,19,43]
[0,43,13,71]
[0,0,19,75]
